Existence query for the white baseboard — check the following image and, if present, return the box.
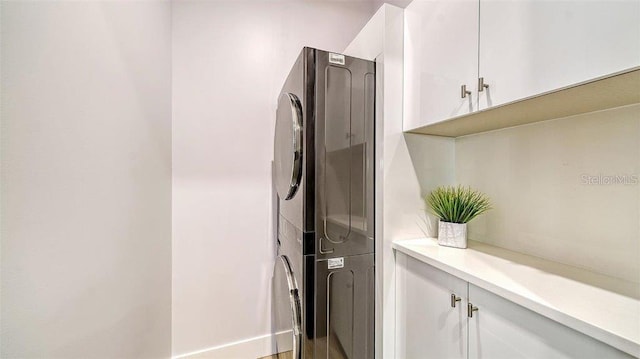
[173,330,292,359]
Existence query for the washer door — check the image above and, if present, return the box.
[273,255,302,358]
[274,93,303,201]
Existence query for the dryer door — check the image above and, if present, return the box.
[272,255,302,358]
[274,93,303,201]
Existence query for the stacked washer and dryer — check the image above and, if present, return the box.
[272,48,376,359]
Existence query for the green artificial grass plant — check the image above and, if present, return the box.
[426,185,492,224]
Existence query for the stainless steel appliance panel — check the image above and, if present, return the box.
[274,215,305,357]
[315,51,375,258]
[275,48,315,236]
[313,253,375,359]
[273,48,375,359]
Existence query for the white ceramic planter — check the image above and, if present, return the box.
[437,221,467,249]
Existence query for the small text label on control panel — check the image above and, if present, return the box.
[329,53,345,65]
[328,257,344,269]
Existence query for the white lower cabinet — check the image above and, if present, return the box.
[396,252,634,359]
[468,283,632,359]
[396,252,467,359]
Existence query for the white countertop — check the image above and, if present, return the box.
[393,238,640,357]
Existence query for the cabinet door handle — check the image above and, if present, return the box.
[461,84,472,98]
[468,303,479,318]
[478,77,489,92]
[450,294,462,308]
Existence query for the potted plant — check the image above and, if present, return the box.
[426,186,491,249]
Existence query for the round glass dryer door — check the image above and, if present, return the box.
[274,93,303,201]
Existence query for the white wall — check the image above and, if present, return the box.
[373,0,413,11]
[344,6,408,359]
[171,1,377,357]
[456,105,640,283]
[343,6,456,358]
[406,105,640,284]
[0,1,172,358]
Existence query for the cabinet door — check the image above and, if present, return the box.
[478,0,640,109]
[404,0,479,131]
[468,284,634,359]
[396,253,468,359]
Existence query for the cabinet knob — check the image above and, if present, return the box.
[468,303,479,318]
[461,84,472,98]
[450,294,462,308]
[478,77,489,92]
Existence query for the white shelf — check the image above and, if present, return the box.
[393,238,640,357]
[406,68,640,137]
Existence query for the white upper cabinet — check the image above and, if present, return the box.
[404,0,479,131]
[478,0,640,110]
[404,0,640,132]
